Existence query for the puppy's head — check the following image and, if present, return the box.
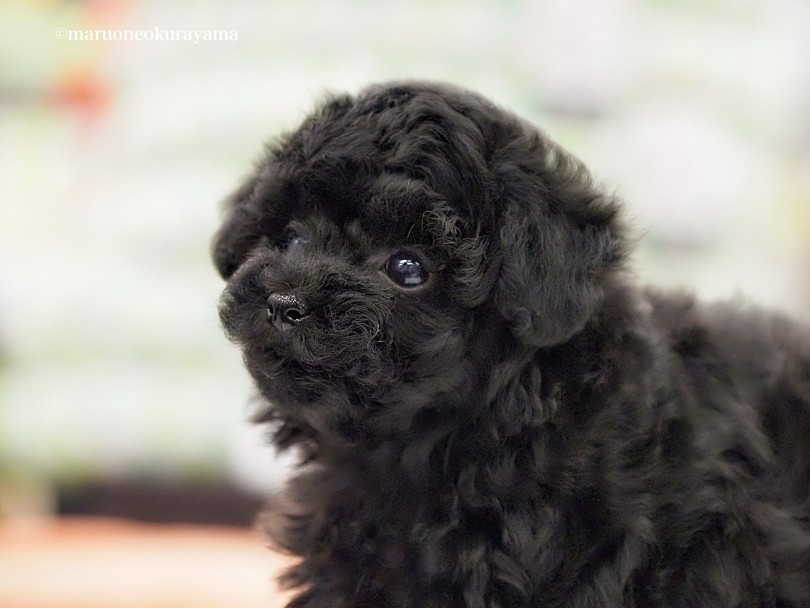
[213,82,626,441]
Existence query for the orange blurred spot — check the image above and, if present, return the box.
[49,69,110,117]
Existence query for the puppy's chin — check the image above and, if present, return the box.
[242,330,394,399]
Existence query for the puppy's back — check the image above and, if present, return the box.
[646,289,810,508]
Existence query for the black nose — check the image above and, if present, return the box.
[267,293,309,331]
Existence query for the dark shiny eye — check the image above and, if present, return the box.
[384,253,429,288]
[279,231,308,250]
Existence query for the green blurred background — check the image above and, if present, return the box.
[0,0,808,523]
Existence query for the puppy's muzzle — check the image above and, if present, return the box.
[267,292,310,331]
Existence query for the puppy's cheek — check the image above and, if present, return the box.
[290,298,394,386]
[390,303,470,358]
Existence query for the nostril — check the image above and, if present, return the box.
[266,293,309,331]
[284,307,307,323]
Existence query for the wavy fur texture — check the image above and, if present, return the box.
[213,81,810,607]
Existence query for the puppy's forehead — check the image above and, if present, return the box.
[298,169,459,250]
[279,84,492,196]
[360,174,447,237]
[266,84,496,246]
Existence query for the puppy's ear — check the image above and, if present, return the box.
[493,135,626,346]
[212,166,296,279]
[212,174,261,279]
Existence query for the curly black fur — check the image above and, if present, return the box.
[213,81,810,607]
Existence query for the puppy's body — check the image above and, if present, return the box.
[214,82,810,607]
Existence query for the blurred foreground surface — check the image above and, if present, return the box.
[0,517,292,608]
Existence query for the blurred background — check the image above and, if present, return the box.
[0,0,808,604]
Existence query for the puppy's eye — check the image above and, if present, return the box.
[279,231,308,251]
[384,253,429,288]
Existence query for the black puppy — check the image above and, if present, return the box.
[213,81,810,607]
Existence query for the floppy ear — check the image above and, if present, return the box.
[212,165,298,280]
[212,173,262,279]
[493,135,626,346]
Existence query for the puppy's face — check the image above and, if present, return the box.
[219,178,481,399]
[213,82,625,440]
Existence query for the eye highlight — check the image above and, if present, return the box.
[384,252,429,288]
[279,230,309,251]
